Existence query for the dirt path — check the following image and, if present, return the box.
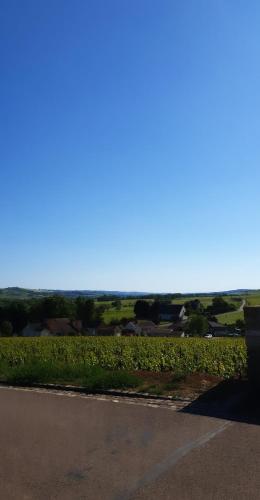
[238,298,246,312]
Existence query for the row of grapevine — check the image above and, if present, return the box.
[0,337,247,378]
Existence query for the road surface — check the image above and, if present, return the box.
[0,384,259,500]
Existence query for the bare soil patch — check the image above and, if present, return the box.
[132,370,223,399]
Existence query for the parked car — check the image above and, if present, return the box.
[204,333,213,339]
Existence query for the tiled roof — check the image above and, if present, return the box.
[159,304,185,314]
[44,318,82,335]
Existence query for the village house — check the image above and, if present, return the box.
[144,322,186,337]
[143,326,173,337]
[136,320,157,334]
[208,320,230,337]
[121,321,142,336]
[22,318,83,337]
[121,320,157,336]
[158,304,186,322]
[95,325,122,336]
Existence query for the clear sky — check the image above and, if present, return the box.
[1,0,260,293]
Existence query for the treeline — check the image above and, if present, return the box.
[184,297,237,316]
[96,293,183,302]
[0,296,104,336]
[0,294,244,337]
[134,296,244,336]
[142,293,183,300]
[134,296,237,321]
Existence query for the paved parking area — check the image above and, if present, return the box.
[0,385,259,499]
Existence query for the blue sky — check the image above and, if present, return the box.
[1,0,260,293]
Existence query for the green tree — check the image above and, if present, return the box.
[186,314,208,337]
[29,296,76,322]
[0,320,13,337]
[134,300,150,319]
[207,297,236,315]
[6,302,28,333]
[40,296,75,319]
[112,300,122,311]
[150,300,160,323]
[76,298,95,326]
[185,299,203,315]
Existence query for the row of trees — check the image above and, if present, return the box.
[134,296,237,322]
[0,295,245,337]
[0,296,104,336]
[184,297,237,316]
[133,296,245,336]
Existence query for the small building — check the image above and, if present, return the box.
[96,325,122,336]
[145,327,171,337]
[85,328,96,336]
[159,304,186,322]
[22,323,51,337]
[143,326,185,337]
[121,322,142,336]
[22,318,83,337]
[168,321,187,337]
[208,321,230,337]
[136,320,156,334]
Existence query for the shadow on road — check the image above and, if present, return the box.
[181,379,260,426]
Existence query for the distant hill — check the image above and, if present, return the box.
[0,287,259,301]
[183,289,260,297]
[0,287,150,300]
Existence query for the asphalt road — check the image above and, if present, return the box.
[0,385,259,500]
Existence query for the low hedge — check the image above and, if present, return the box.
[0,337,247,378]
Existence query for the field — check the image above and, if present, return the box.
[0,337,246,379]
[216,310,244,325]
[99,295,243,324]
[215,293,260,325]
[245,294,260,306]
[172,296,214,307]
[98,299,139,323]
[102,306,135,323]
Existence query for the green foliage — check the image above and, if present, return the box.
[0,320,13,337]
[185,314,208,337]
[0,360,139,389]
[134,299,160,322]
[82,366,139,390]
[0,301,28,334]
[75,298,97,326]
[31,295,76,320]
[134,300,151,319]
[111,300,122,311]
[0,337,247,378]
[207,297,236,315]
[184,299,204,315]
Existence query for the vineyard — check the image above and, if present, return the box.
[0,337,247,379]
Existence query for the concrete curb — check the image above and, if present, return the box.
[0,381,192,403]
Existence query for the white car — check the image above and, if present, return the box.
[204,333,213,339]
